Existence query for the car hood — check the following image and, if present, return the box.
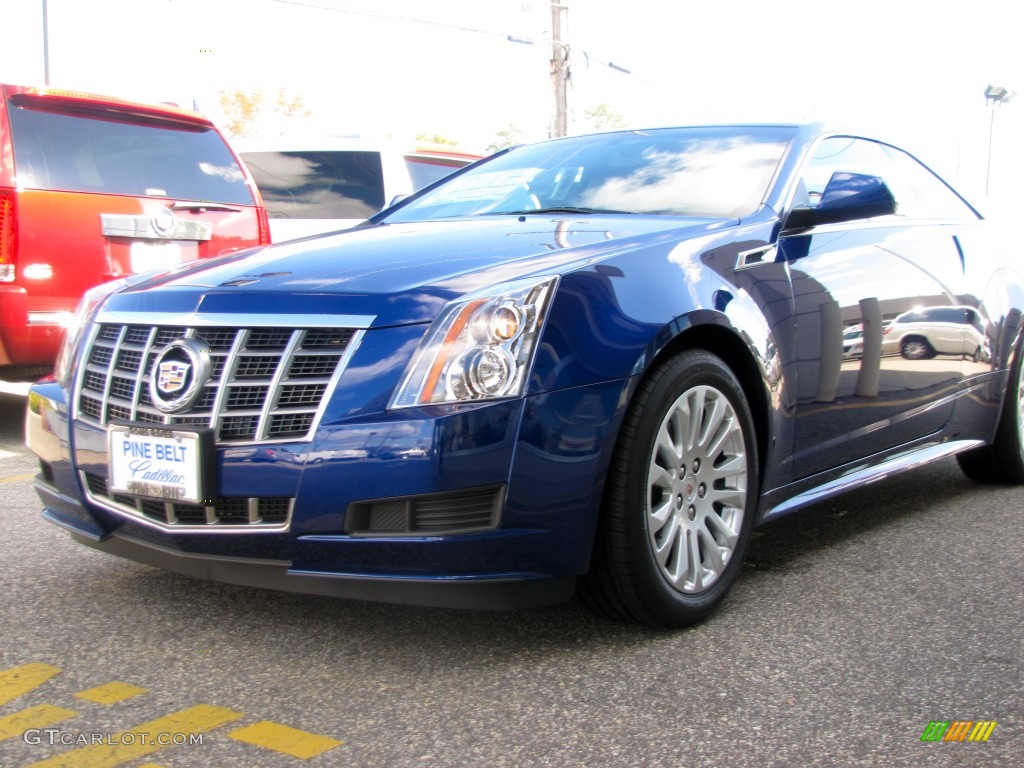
[106,215,735,328]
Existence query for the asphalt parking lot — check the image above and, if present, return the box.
[0,386,1020,767]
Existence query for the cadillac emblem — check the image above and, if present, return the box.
[151,206,177,237]
[148,338,212,413]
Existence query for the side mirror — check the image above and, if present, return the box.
[785,172,897,230]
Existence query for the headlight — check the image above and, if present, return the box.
[390,275,557,408]
[53,278,129,387]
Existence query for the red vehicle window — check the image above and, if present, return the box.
[8,103,256,205]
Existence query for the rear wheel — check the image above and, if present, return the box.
[580,350,758,627]
[957,343,1024,483]
[900,337,933,360]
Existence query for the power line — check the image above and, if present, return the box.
[269,0,532,42]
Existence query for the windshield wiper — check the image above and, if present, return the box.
[497,206,634,216]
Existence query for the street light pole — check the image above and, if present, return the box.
[984,84,1014,197]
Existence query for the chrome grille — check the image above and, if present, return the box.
[76,321,361,444]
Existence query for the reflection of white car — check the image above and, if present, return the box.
[842,324,863,358]
[883,306,987,360]
[233,137,482,241]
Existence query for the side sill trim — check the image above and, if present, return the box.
[762,439,983,522]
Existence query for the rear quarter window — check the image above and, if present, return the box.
[7,103,255,205]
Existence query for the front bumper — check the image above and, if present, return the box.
[27,375,626,610]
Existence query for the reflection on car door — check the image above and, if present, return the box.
[778,136,974,480]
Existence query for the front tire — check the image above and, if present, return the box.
[580,350,759,627]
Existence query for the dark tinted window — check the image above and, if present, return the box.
[898,307,967,324]
[8,104,255,205]
[242,151,385,220]
[924,307,968,323]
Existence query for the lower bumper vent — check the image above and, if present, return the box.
[345,485,504,536]
[82,472,293,528]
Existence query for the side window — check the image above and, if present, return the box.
[241,150,386,219]
[928,307,965,324]
[881,145,979,220]
[799,137,895,214]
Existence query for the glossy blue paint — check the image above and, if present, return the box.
[25,124,1024,614]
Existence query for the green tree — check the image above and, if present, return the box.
[415,133,459,146]
[582,104,626,132]
[487,124,529,153]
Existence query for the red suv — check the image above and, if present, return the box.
[0,84,270,380]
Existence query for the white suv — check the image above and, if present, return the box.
[232,137,482,241]
[883,305,988,361]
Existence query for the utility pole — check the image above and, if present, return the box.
[550,1,569,137]
[42,0,50,85]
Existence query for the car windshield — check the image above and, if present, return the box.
[381,126,795,222]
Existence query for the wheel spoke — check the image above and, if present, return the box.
[686,529,703,591]
[652,514,681,569]
[649,494,674,529]
[704,510,739,549]
[710,453,746,481]
[648,463,675,496]
[697,395,727,453]
[698,526,725,575]
[684,388,704,452]
[709,485,746,510]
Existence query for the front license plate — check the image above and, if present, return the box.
[129,241,182,273]
[107,424,213,504]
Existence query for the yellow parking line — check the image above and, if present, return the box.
[0,663,62,706]
[0,473,36,484]
[229,720,343,759]
[75,682,149,705]
[25,704,243,768]
[0,704,78,742]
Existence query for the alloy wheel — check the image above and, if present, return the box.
[645,384,748,594]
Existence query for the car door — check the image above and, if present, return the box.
[777,136,972,480]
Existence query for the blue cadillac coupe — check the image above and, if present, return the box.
[26,124,1024,627]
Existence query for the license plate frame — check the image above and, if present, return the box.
[107,423,216,505]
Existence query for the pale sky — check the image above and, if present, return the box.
[3,0,1022,216]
